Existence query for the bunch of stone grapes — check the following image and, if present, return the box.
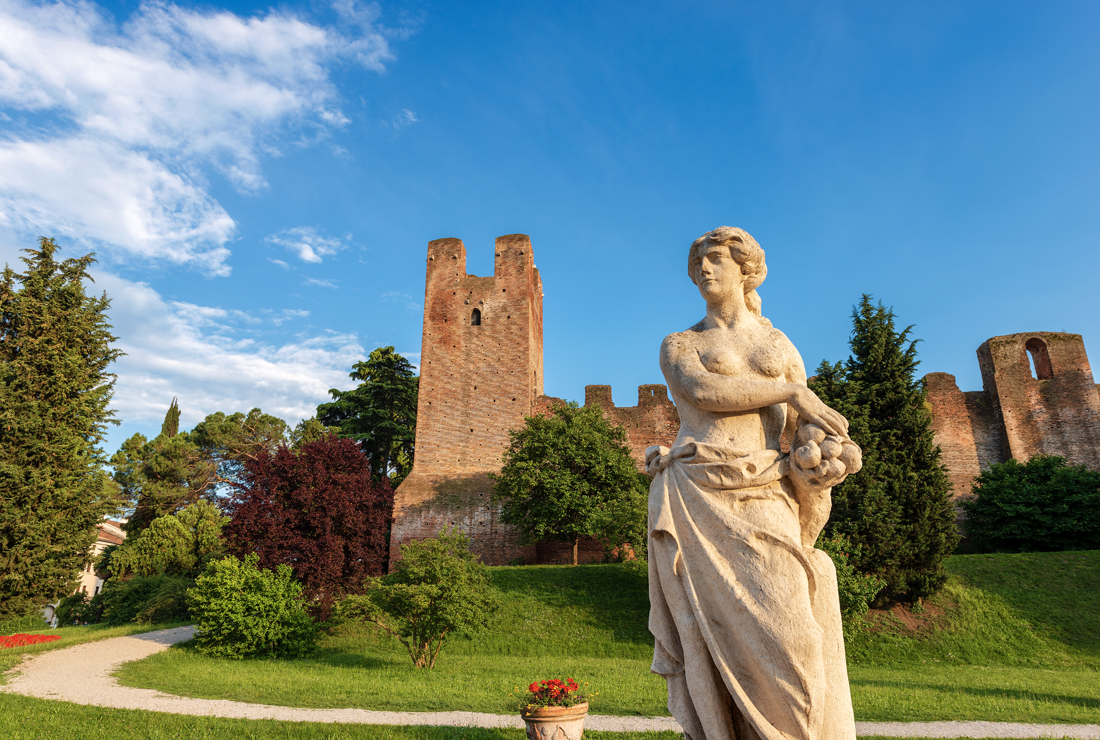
[792,423,862,484]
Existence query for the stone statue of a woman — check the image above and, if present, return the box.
[646,226,862,740]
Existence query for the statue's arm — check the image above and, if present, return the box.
[783,346,809,447]
[660,333,848,436]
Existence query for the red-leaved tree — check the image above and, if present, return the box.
[224,436,394,616]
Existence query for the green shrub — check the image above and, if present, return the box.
[338,527,498,668]
[962,455,1100,553]
[188,554,316,659]
[0,612,48,635]
[817,533,887,624]
[55,592,105,625]
[101,575,192,625]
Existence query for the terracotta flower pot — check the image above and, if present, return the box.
[521,701,589,740]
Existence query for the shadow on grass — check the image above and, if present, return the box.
[948,551,1100,657]
[850,678,1100,709]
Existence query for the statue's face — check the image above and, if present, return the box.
[695,244,742,303]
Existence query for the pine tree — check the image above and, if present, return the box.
[809,295,958,602]
[0,238,123,618]
[318,347,418,484]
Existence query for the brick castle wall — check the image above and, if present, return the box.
[391,235,679,566]
[395,236,1100,563]
[925,332,1100,501]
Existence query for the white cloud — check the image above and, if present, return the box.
[0,0,394,274]
[304,277,338,288]
[273,308,310,326]
[392,108,418,129]
[266,226,346,263]
[97,270,362,429]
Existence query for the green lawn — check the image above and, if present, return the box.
[109,553,1100,724]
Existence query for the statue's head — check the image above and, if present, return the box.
[688,226,769,324]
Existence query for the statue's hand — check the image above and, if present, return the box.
[789,386,849,438]
[789,423,863,491]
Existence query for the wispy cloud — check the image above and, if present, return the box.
[96,271,362,429]
[392,108,419,130]
[382,291,421,312]
[266,226,347,263]
[304,277,338,288]
[0,0,395,275]
[273,308,310,326]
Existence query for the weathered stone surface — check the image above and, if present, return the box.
[648,226,857,740]
[924,332,1100,501]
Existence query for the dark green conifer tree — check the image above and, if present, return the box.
[161,397,181,438]
[0,238,123,618]
[809,295,958,602]
[318,347,418,484]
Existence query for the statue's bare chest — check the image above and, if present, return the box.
[696,334,788,381]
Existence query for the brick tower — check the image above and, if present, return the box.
[977,332,1100,470]
[389,234,544,567]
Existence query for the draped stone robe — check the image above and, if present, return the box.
[646,442,856,740]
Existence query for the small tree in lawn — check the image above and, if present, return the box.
[223,436,394,615]
[491,401,649,565]
[809,295,958,602]
[339,528,497,668]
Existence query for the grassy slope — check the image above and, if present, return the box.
[113,553,1100,723]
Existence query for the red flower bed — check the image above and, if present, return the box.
[0,634,60,649]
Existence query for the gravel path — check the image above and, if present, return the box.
[2,627,1098,738]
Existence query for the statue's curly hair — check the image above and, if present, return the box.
[688,226,770,327]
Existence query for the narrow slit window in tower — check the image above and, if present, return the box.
[471,308,481,326]
[1025,338,1053,379]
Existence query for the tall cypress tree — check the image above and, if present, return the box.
[0,238,123,618]
[810,295,958,602]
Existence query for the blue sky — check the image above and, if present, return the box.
[1,0,1098,456]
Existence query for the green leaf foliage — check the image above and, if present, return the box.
[111,404,288,536]
[961,455,1100,553]
[0,238,123,619]
[101,574,192,625]
[109,500,227,578]
[188,554,317,659]
[317,347,418,484]
[339,528,497,668]
[490,402,648,564]
[809,295,958,602]
[815,533,888,626]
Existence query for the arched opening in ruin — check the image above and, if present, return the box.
[1025,337,1053,379]
[471,308,481,326]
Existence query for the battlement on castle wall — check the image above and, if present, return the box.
[533,384,680,471]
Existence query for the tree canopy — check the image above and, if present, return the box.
[809,295,958,602]
[317,347,418,484]
[0,238,122,618]
[108,500,227,579]
[223,435,394,615]
[111,403,288,536]
[491,401,648,565]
